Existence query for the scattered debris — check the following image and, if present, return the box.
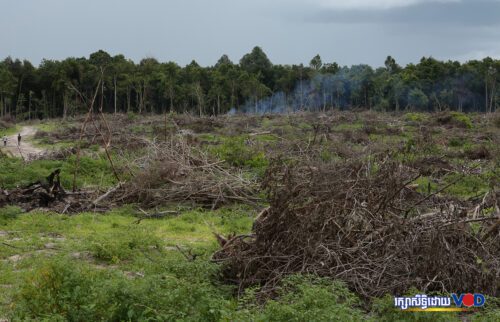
[0,169,107,213]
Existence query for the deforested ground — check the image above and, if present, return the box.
[0,111,499,321]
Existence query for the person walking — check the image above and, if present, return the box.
[2,136,7,147]
[17,133,21,146]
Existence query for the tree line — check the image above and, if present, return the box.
[0,47,498,119]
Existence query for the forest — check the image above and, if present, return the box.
[0,47,499,119]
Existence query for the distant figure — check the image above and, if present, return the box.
[2,136,7,147]
[17,133,21,146]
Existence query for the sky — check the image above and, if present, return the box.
[1,0,499,67]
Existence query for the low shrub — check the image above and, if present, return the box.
[405,112,428,123]
[210,137,268,175]
[11,258,231,321]
[88,228,163,263]
[436,112,473,129]
[0,205,23,225]
[229,275,365,321]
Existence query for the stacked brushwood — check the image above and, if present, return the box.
[213,158,500,298]
[112,137,260,209]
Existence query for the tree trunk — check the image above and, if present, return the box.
[490,76,496,113]
[299,70,304,110]
[114,75,117,114]
[15,76,24,117]
[136,90,142,114]
[169,87,174,113]
[126,86,131,112]
[28,92,31,120]
[63,92,70,120]
[217,94,221,115]
[323,89,326,111]
[485,78,489,112]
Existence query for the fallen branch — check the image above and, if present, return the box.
[92,182,122,206]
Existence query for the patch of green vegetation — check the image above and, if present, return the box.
[0,205,23,225]
[0,155,118,189]
[0,124,19,137]
[448,137,467,147]
[35,122,61,133]
[88,228,164,263]
[230,275,365,321]
[298,122,313,131]
[33,137,75,149]
[209,136,269,176]
[198,133,220,143]
[10,257,232,321]
[414,172,491,199]
[450,112,473,129]
[253,133,278,143]
[127,111,138,121]
[0,206,254,319]
[414,177,438,195]
[320,149,334,162]
[131,124,149,135]
[443,173,491,199]
[261,117,272,129]
[405,112,428,123]
[334,122,363,131]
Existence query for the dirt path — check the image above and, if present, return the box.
[1,126,45,159]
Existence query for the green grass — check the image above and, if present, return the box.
[0,205,254,319]
[0,124,19,137]
[450,112,473,129]
[405,112,428,123]
[0,155,120,189]
[2,205,498,321]
[333,122,363,131]
[33,137,75,149]
[208,136,269,176]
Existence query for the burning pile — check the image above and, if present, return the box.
[213,159,500,298]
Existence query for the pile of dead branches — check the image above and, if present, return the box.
[213,158,500,298]
[0,169,104,213]
[112,137,260,209]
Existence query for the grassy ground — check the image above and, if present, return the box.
[2,206,498,321]
[0,111,499,321]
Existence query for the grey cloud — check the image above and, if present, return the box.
[308,0,500,26]
[0,0,498,67]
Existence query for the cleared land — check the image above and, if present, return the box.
[0,111,499,321]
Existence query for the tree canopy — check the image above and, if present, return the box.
[0,48,498,119]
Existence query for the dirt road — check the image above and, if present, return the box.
[1,126,44,159]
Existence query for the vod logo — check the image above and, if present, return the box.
[451,293,485,308]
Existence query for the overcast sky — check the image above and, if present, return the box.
[1,0,499,67]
